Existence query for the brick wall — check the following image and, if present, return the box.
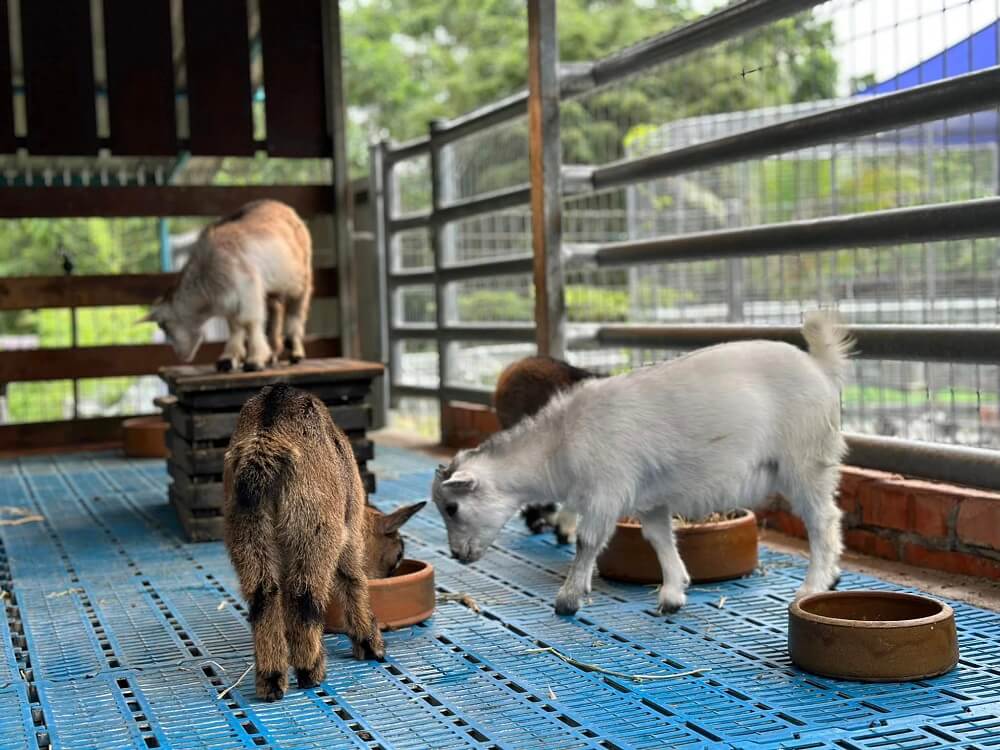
[765,467,1000,580]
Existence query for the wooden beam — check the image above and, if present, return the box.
[0,186,333,218]
[260,0,329,156]
[0,338,341,382]
[0,268,339,311]
[526,0,565,358]
[182,0,255,155]
[322,0,360,359]
[0,416,128,454]
[103,0,178,156]
[20,0,99,155]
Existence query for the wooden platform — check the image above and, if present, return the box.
[159,358,384,541]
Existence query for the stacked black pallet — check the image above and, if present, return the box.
[159,358,383,542]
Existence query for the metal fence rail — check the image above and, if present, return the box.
[372,0,1000,488]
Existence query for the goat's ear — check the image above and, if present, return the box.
[380,501,426,534]
[442,470,477,492]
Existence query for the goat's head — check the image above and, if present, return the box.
[141,295,204,363]
[363,501,426,578]
[431,457,520,563]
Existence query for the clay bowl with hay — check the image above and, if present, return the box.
[122,416,170,458]
[788,591,958,682]
[597,509,758,584]
[325,559,435,633]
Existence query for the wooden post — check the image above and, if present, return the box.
[322,0,360,358]
[527,0,565,358]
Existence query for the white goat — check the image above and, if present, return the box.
[142,200,312,372]
[432,313,851,616]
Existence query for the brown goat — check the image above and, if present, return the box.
[224,383,424,701]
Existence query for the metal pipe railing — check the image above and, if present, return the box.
[583,197,1000,265]
[590,65,1000,191]
[595,324,1000,365]
[390,323,535,342]
[846,434,1000,493]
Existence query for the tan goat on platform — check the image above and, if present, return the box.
[143,200,312,371]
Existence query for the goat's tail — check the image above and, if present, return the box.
[802,310,853,387]
[230,436,299,511]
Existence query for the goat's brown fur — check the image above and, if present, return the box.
[493,356,597,429]
[224,384,424,701]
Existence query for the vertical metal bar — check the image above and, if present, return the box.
[321,0,360,358]
[527,0,565,358]
[429,119,450,426]
[370,139,391,428]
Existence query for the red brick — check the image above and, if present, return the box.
[844,529,899,561]
[956,498,1000,551]
[902,543,1000,581]
[762,509,807,539]
[857,481,955,540]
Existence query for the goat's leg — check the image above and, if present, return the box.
[227,508,289,701]
[283,584,329,689]
[785,467,843,598]
[553,509,578,545]
[332,539,385,660]
[242,319,272,372]
[265,296,284,366]
[638,508,690,613]
[283,288,311,364]
[217,318,247,372]
[554,514,612,616]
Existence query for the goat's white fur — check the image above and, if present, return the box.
[432,312,851,615]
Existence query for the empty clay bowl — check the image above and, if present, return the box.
[325,559,435,633]
[788,591,958,682]
[597,510,759,584]
[122,416,170,458]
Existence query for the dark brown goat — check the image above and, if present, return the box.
[224,383,423,701]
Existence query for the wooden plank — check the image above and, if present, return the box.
[0,416,126,453]
[170,379,371,410]
[0,185,333,219]
[168,402,369,442]
[103,0,178,155]
[161,357,383,393]
[259,0,328,156]
[20,0,98,155]
[0,268,339,311]
[0,0,14,153]
[0,338,341,382]
[169,493,225,542]
[182,0,254,156]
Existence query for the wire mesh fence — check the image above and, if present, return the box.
[386,0,1000,449]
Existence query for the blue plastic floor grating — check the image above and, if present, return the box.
[0,447,999,749]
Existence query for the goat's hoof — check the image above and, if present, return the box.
[289,354,303,365]
[243,361,264,372]
[295,663,326,689]
[255,671,287,702]
[555,531,573,545]
[216,358,234,372]
[352,632,385,661]
[554,597,579,616]
[829,573,842,591]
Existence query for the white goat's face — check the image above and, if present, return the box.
[147,300,204,363]
[431,463,515,563]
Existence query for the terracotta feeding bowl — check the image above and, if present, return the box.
[597,509,758,584]
[788,591,958,682]
[325,559,435,633]
[122,416,170,458]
